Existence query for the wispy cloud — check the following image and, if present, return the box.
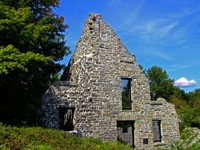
[151,50,172,60]
[188,59,200,67]
[165,64,190,72]
[128,20,179,42]
[160,22,178,35]
[117,0,145,29]
[160,59,200,72]
[107,0,145,29]
[106,0,200,73]
[108,1,200,46]
[140,49,173,60]
[168,4,200,19]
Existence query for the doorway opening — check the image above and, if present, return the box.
[59,107,75,131]
[117,121,135,148]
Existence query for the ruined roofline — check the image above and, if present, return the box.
[81,14,135,57]
[61,13,138,81]
[88,13,102,18]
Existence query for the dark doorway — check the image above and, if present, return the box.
[117,121,135,148]
[59,107,75,131]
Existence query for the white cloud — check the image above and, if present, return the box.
[173,77,197,87]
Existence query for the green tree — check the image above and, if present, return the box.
[0,0,70,125]
[178,106,200,130]
[144,66,175,101]
[187,89,200,102]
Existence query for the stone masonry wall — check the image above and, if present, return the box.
[42,13,180,150]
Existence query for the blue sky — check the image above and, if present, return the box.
[55,0,200,92]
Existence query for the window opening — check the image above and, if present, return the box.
[152,120,162,142]
[121,78,132,110]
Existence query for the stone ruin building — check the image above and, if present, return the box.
[42,13,180,149]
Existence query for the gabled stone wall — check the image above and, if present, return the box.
[42,13,180,149]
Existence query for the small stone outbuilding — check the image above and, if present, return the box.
[42,13,180,149]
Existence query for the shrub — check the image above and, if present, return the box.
[0,123,132,150]
[160,128,200,150]
[171,128,200,150]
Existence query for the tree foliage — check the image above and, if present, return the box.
[144,66,175,101]
[178,106,200,130]
[170,89,200,131]
[0,0,70,125]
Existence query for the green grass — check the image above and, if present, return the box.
[0,123,132,150]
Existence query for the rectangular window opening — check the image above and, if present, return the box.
[117,121,135,148]
[152,120,162,142]
[121,78,132,110]
[59,107,75,131]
